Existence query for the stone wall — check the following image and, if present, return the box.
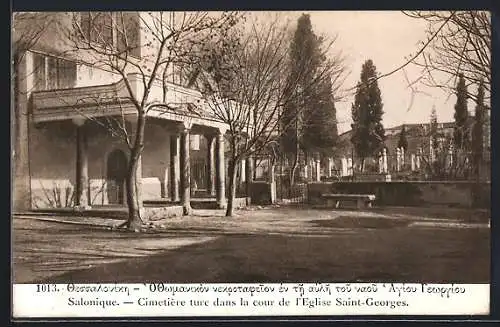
[144,205,183,221]
[308,181,491,209]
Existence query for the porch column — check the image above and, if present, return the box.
[169,133,180,202]
[206,134,216,196]
[245,155,254,205]
[73,118,90,209]
[179,122,192,215]
[215,128,227,208]
[268,158,276,204]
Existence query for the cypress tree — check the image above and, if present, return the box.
[453,73,469,150]
[351,59,385,172]
[303,75,338,157]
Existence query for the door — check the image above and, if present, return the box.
[106,149,128,205]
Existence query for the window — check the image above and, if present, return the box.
[32,53,77,91]
[81,12,113,46]
[81,12,141,58]
[56,58,78,89]
[33,53,46,91]
[116,12,141,58]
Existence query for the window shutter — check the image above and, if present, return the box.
[82,12,113,45]
[47,57,58,90]
[80,13,91,40]
[33,53,46,91]
[57,58,77,89]
[116,12,140,58]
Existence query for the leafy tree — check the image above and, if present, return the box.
[280,13,344,186]
[350,59,385,172]
[472,80,485,179]
[302,75,339,157]
[397,124,408,151]
[280,14,321,185]
[453,73,469,150]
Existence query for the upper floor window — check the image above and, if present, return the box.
[33,53,77,91]
[80,12,141,58]
[116,12,141,58]
[81,13,113,45]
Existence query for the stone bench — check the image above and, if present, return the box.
[321,193,376,209]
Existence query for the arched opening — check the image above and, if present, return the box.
[106,149,128,205]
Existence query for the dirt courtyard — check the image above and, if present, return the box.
[12,206,490,283]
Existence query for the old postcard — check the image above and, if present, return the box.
[11,10,491,319]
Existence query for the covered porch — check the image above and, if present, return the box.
[29,78,254,217]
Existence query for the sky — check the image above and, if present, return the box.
[285,11,458,134]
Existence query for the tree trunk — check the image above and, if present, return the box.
[289,152,299,198]
[225,158,238,217]
[125,154,142,231]
[360,157,365,173]
[125,114,146,231]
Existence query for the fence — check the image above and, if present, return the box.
[274,158,310,204]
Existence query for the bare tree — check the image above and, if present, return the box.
[339,11,490,115]
[49,11,240,229]
[195,15,342,216]
[403,11,491,102]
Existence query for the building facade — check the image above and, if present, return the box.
[12,12,252,212]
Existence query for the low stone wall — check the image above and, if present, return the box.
[142,178,162,201]
[144,205,183,221]
[190,197,248,209]
[308,181,491,209]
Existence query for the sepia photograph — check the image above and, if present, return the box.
[11,10,490,291]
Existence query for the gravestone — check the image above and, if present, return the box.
[341,157,348,176]
[396,148,401,172]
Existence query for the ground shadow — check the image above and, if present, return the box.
[39,227,490,284]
